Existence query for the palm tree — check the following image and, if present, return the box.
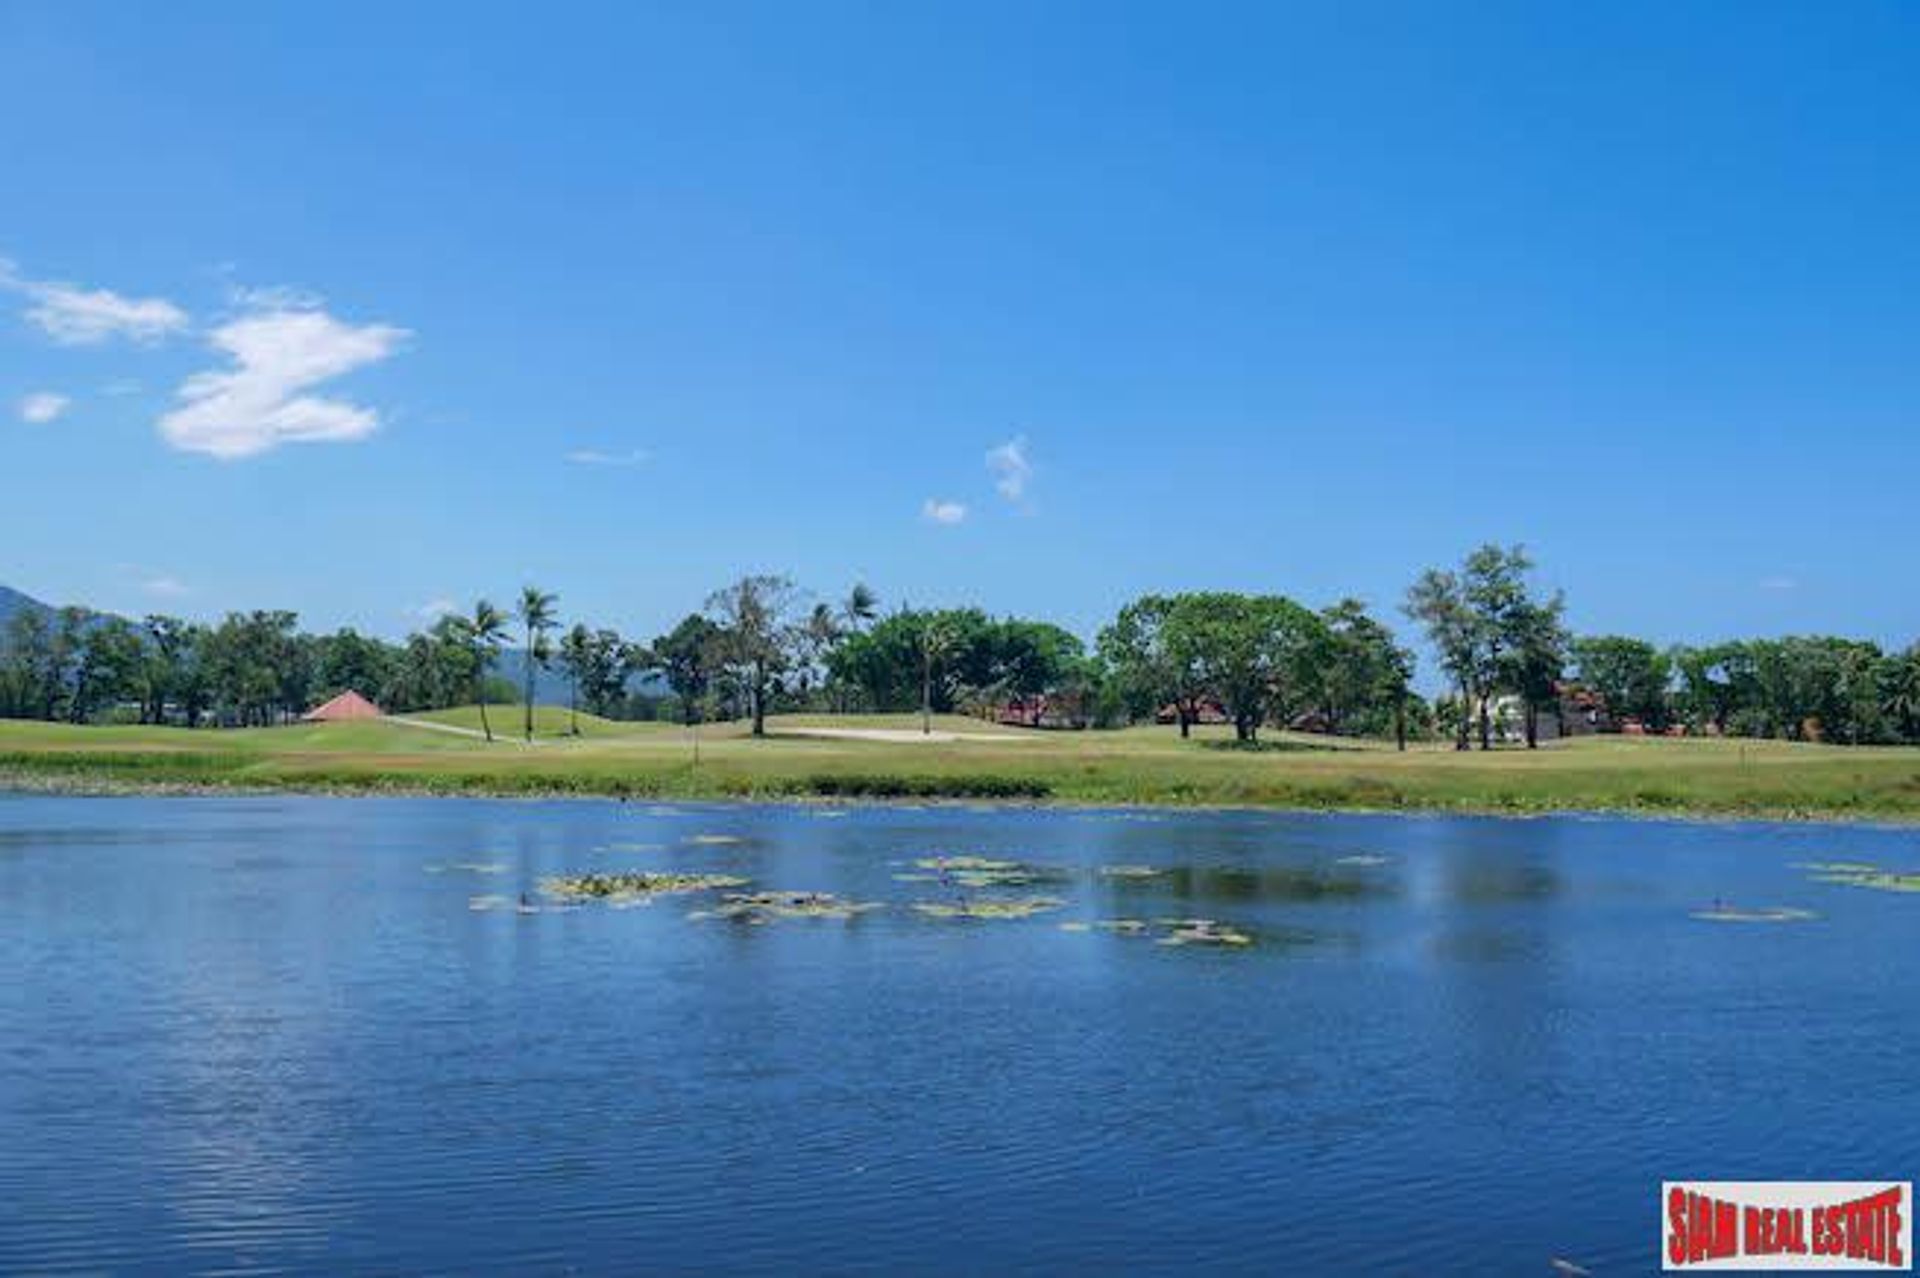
[841,582,878,633]
[517,586,558,741]
[558,623,592,736]
[465,600,508,742]
[919,614,957,736]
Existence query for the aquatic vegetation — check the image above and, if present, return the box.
[1690,906,1819,924]
[691,891,884,924]
[913,855,1069,887]
[540,871,749,901]
[1098,864,1162,879]
[1796,862,1920,893]
[1158,918,1256,947]
[913,896,1064,920]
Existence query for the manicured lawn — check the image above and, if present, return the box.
[4,711,1920,820]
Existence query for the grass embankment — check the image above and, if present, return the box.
[4,712,1920,821]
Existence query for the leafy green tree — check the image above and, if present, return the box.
[1404,569,1476,750]
[1504,594,1569,748]
[1178,592,1323,743]
[654,614,721,726]
[516,586,558,740]
[1571,636,1671,730]
[1317,598,1414,740]
[1098,594,1208,735]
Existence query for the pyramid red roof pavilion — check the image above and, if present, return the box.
[302,689,382,722]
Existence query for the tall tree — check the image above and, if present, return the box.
[841,583,879,633]
[654,613,721,727]
[516,586,559,741]
[1572,635,1671,730]
[705,575,800,737]
[1098,594,1208,737]
[462,600,509,742]
[918,613,959,735]
[1404,569,1476,751]
[557,623,592,735]
[1505,594,1569,748]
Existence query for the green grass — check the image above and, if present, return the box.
[4,709,1920,821]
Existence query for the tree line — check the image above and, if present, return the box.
[3,547,1917,747]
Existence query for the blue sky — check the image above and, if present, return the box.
[3,1,1917,654]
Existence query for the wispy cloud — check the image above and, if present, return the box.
[99,379,143,397]
[141,575,190,599]
[986,435,1033,502]
[922,497,968,525]
[18,391,70,424]
[157,295,409,460]
[1759,575,1799,592]
[564,447,650,467]
[409,597,458,621]
[1,256,189,345]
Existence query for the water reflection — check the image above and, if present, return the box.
[1,798,1915,1275]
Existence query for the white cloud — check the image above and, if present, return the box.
[18,391,69,423]
[158,302,409,459]
[141,575,189,599]
[564,447,650,467]
[986,434,1033,501]
[0,258,189,345]
[409,597,458,620]
[922,497,967,525]
[1759,576,1798,592]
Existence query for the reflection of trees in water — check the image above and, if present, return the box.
[1138,865,1399,905]
[1444,862,1563,904]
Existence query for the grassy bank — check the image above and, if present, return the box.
[4,713,1920,821]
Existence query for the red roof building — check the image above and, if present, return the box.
[303,690,383,722]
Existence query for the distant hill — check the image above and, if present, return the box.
[0,584,57,630]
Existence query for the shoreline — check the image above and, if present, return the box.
[7,763,1918,829]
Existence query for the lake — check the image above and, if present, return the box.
[1,794,1913,1274]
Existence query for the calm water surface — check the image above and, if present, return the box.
[1,794,1914,1274]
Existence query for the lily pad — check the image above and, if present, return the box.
[1798,863,1920,893]
[1690,906,1819,923]
[913,896,1064,920]
[914,855,1069,887]
[691,891,883,924]
[1159,918,1256,947]
[540,871,749,901]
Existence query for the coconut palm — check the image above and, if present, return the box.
[919,614,958,736]
[841,582,878,633]
[517,586,558,741]
[465,600,509,742]
[557,623,592,736]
